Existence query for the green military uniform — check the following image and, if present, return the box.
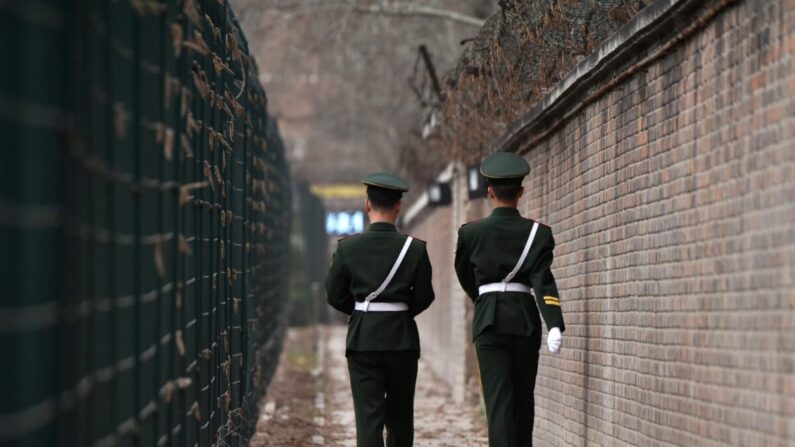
[454,152,565,447]
[326,173,435,447]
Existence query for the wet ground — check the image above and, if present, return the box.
[251,326,488,446]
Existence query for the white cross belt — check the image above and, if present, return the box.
[358,236,413,312]
[354,301,409,312]
[478,222,539,297]
[478,282,532,295]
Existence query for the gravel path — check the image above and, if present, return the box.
[252,326,488,446]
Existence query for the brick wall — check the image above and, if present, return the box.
[407,173,492,403]
[406,0,795,444]
[409,206,455,380]
[519,1,795,445]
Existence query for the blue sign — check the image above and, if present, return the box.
[326,211,364,236]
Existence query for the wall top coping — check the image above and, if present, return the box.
[492,0,712,154]
[401,162,454,228]
[402,0,733,229]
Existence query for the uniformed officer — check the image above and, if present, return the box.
[326,172,435,447]
[454,152,564,447]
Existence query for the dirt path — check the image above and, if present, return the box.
[252,326,488,446]
[250,327,324,446]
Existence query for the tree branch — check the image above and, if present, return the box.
[350,2,485,27]
[279,2,486,28]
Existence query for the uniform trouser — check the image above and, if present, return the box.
[346,350,418,447]
[474,329,542,447]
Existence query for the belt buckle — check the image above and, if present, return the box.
[500,282,508,292]
[362,301,370,312]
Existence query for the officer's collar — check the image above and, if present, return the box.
[491,207,521,217]
[367,221,398,232]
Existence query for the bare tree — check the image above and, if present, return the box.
[435,0,648,165]
[230,0,495,190]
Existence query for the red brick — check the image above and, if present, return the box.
[405,1,795,445]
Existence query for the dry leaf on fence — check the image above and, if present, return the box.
[204,161,214,191]
[212,54,233,76]
[178,235,192,255]
[160,381,176,403]
[175,330,186,356]
[183,0,202,30]
[191,401,201,421]
[154,238,165,278]
[214,165,222,184]
[113,102,128,138]
[163,128,175,160]
[183,30,210,55]
[180,135,193,159]
[170,23,184,56]
[226,34,242,61]
[205,14,221,41]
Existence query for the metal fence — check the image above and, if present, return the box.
[1,0,291,446]
[287,183,328,327]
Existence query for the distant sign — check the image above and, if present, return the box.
[311,184,367,199]
[326,211,364,236]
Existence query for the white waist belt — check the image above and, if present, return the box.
[354,301,409,312]
[478,282,532,295]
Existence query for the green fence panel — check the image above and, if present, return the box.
[1,0,291,445]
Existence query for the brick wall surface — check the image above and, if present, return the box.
[407,205,464,394]
[407,0,795,445]
[521,1,795,445]
[408,175,492,403]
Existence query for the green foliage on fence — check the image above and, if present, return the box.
[0,0,291,445]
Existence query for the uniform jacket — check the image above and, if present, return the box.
[455,207,564,339]
[326,222,435,355]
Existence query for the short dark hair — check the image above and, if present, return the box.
[368,194,400,211]
[489,183,523,201]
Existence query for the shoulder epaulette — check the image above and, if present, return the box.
[337,233,359,242]
[406,234,426,244]
[528,218,550,228]
[459,218,485,228]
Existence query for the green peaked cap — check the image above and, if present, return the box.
[361,172,409,192]
[480,151,530,180]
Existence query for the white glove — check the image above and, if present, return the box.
[547,327,562,354]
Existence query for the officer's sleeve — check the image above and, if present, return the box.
[325,242,354,315]
[409,246,434,317]
[454,227,479,302]
[530,229,565,332]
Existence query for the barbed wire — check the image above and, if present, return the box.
[430,0,645,165]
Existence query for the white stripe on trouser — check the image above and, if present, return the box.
[359,236,413,312]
